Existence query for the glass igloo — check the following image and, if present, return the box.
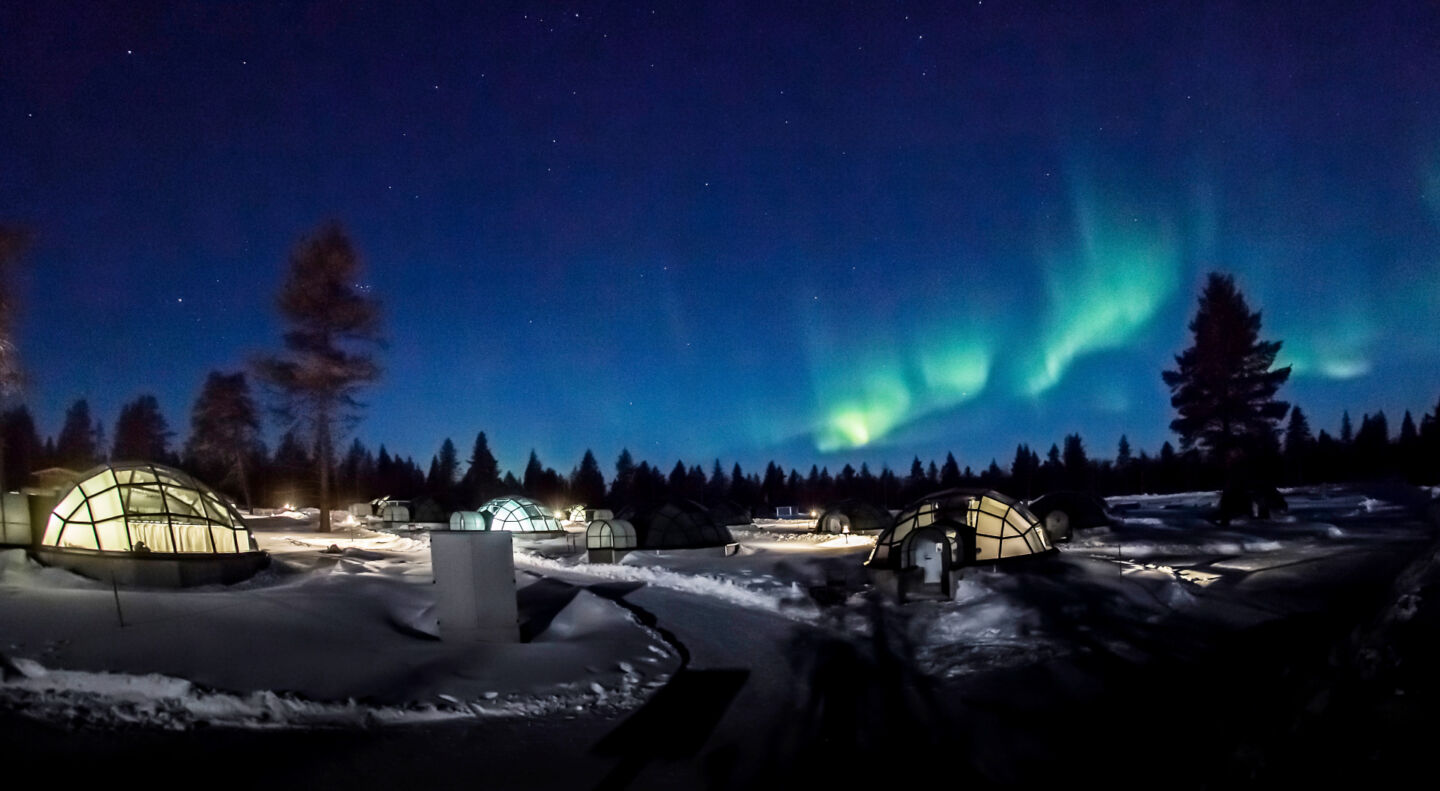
[865,489,1053,600]
[585,518,637,563]
[625,500,735,550]
[478,496,563,533]
[36,462,267,586]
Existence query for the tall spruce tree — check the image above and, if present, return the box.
[185,372,262,509]
[570,449,606,507]
[1,406,42,489]
[1283,405,1313,485]
[55,399,99,470]
[1162,273,1291,474]
[255,223,383,532]
[460,431,501,506]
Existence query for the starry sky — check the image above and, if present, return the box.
[3,1,1439,476]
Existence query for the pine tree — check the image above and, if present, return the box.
[1397,411,1421,483]
[185,372,261,509]
[1010,444,1036,497]
[1162,273,1290,475]
[1284,406,1312,456]
[522,450,546,498]
[337,438,371,502]
[1283,406,1313,485]
[610,449,636,505]
[905,457,925,501]
[55,399,100,470]
[1,406,42,489]
[1062,433,1090,490]
[460,432,501,506]
[570,449,606,507]
[940,452,962,489]
[113,395,175,463]
[704,459,729,504]
[435,439,459,491]
[254,223,383,532]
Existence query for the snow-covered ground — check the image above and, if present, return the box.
[1,482,1435,784]
[0,519,679,730]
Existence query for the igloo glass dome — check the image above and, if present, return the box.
[41,462,257,555]
[478,496,563,533]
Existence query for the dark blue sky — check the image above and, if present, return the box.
[3,1,1439,477]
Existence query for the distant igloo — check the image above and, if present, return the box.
[585,518,637,563]
[36,462,268,587]
[866,489,1054,600]
[1027,490,1112,541]
[814,499,892,534]
[478,496,563,533]
[624,500,736,552]
[707,500,753,527]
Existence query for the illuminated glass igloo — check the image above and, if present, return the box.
[866,489,1054,599]
[478,496,563,533]
[35,462,268,587]
[585,518,637,563]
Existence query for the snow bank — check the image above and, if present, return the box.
[514,551,819,620]
[0,654,661,731]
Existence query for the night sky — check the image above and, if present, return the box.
[3,1,1439,476]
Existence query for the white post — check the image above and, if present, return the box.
[431,530,519,643]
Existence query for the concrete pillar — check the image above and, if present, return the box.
[430,529,519,643]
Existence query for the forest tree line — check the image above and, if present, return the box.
[2,391,1438,517]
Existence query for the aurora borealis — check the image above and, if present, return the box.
[3,1,1440,474]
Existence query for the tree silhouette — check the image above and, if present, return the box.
[55,399,100,470]
[0,226,29,399]
[460,431,501,507]
[0,226,32,491]
[1162,273,1290,477]
[185,372,261,509]
[570,449,606,507]
[1,406,42,489]
[254,222,383,532]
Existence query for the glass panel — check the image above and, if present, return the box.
[87,488,124,522]
[975,512,1004,538]
[201,492,232,525]
[979,496,1009,518]
[127,484,166,514]
[211,526,239,553]
[162,486,206,518]
[976,534,998,560]
[129,520,175,553]
[53,487,86,522]
[1002,535,1032,558]
[172,524,213,553]
[42,515,65,545]
[94,519,131,551]
[59,520,99,550]
[79,469,117,496]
